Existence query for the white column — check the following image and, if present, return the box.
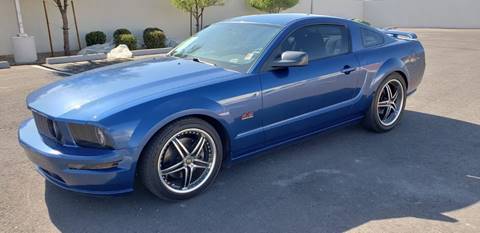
[14,0,26,36]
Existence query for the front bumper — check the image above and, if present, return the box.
[18,119,137,195]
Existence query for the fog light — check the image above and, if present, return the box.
[68,161,120,170]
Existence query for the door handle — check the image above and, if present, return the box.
[341,65,357,75]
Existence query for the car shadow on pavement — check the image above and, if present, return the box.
[44,111,480,233]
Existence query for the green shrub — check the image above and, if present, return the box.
[248,0,299,13]
[113,28,132,45]
[143,28,166,49]
[85,31,106,46]
[143,27,163,38]
[117,34,137,50]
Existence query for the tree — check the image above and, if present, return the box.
[171,0,224,34]
[52,0,70,55]
[248,0,299,13]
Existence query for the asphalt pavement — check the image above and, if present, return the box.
[0,29,479,233]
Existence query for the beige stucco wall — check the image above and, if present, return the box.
[1,0,479,56]
[0,0,365,56]
[0,0,20,56]
[286,0,364,19]
[0,0,262,56]
[364,0,480,28]
[16,0,191,55]
[1,0,365,56]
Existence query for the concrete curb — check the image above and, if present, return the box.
[46,53,107,65]
[0,61,10,69]
[42,48,172,65]
[131,47,172,56]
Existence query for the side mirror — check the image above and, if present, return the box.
[271,51,309,68]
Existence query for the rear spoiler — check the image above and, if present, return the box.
[380,29,418,40]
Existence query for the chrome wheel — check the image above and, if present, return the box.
[377,79,405,126]
[157,128,216,194]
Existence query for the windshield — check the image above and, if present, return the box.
[170,22,282,73]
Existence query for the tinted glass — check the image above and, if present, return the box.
[279,24,350,60]
[361,29,385,47]
[170,23,281,73]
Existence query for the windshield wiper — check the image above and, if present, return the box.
[192,57,216,67]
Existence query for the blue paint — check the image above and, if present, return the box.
[18,14,425,195]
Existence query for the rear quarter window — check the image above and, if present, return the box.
[361,29,385,48]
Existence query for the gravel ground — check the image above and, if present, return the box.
[0,29,479,233]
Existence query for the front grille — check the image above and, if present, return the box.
[32,112,60,141]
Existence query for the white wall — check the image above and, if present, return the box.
[365,0,480,28]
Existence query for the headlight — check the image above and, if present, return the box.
[68,123,113,149]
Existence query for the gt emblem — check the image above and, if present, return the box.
[241,111,254,120]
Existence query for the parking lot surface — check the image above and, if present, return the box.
[0,29,479,233]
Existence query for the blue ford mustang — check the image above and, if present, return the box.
[19,14,425,200]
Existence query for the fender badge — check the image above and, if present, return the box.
[241,111,254,120]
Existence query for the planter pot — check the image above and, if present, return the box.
[12,35,37,64]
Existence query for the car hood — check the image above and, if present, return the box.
[27,56,239,121]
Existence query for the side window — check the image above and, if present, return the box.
[278,24,351,60]
[361,29,385,48]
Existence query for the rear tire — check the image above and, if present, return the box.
[139,117,223,200]
[364,73,407,132]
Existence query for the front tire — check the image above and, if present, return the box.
[364,73,407,132]
[139,118,223,200]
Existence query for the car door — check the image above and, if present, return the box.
[259,24,363,144]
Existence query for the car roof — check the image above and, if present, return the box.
[226,13,348,27]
